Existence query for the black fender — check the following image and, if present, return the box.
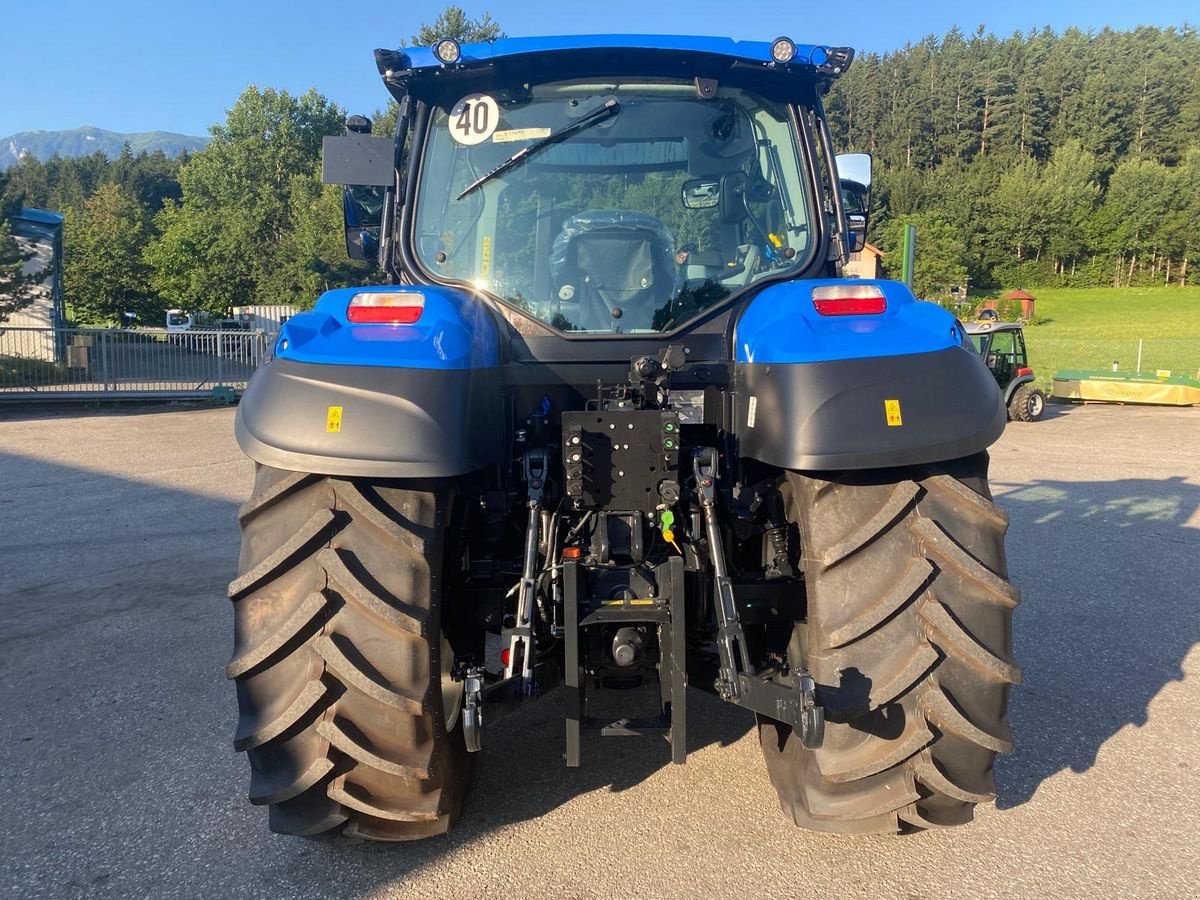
[733,346,1006,471]
[235,358,505,478]
[1003,372,1037,406]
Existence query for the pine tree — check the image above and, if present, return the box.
[411,6,505,45]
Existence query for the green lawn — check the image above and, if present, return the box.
[978,286,1200,384]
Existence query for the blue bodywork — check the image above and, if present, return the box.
[236,34,1004,478]
[736,279,964,365]
[278,280,964,371]
[276,285,499,370]
[396,35,839,73]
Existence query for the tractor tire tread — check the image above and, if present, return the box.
[228,466,471,840]
[759,455,1018,833]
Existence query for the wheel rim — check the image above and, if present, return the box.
[440,635,465,730]
[1029,392,1044,417]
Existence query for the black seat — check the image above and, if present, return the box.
[550,210,676,331]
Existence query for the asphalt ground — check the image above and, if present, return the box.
[1,401,1197,899]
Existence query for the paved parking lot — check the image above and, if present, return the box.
[1,401,1197,899]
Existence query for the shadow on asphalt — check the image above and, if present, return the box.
[0,443,752,895]
[994,474,1200,809]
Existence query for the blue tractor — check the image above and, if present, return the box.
[228,35,1019,840]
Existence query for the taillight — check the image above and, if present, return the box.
[812,284,887,316]
[1018,367,1033,377]
[346,291,425,324]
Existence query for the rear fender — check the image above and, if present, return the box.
[733,279,1005,470]
[235,286,504,478]
[1003,372,1036,405]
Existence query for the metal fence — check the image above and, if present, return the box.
[1027,336,1200,387]
[0,327,273,400]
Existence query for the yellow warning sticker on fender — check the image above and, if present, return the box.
[884,399,903,427]
[326,406,343,433]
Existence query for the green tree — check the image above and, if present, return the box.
[879,213,969,299]
[826,24,1200,288]
[2,155,52,210]
[1094,157,1173,285]
[146,86,345,312]
[412,5,504,45]
[63,183,157,325]
[1042,141,1101,269]
[1169,147,1200,284]
[258,176,373,307]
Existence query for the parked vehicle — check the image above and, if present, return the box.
[964,320,1046,421]
[165,309,244,333]
[231,305,296,333]
[228,34,1018,841]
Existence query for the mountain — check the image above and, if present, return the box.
[0,127,208,168]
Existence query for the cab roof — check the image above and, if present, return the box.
[376,34,854,81]
[963,320,1026,335]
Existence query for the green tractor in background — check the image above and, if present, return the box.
[964,318,1046,421]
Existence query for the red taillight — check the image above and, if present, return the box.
[812,284,887,316]
[1018,367,1033,377]
[346,291,425,324]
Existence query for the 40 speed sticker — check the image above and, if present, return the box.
[449,94,499,145]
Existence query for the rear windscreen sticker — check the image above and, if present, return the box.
[493,127,552,143]
[449,94,499,145]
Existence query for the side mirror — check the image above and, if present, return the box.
[342,186,386,263]
[845,211,867,252]
[682,179,720,209]
[322,126,394,264]
[836,152,872,253]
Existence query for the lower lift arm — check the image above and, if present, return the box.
[693,448,824,749]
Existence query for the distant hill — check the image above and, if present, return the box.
[0,127,208,168]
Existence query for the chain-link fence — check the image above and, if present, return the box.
[1026,336,1200,387]
[0,327,272,400]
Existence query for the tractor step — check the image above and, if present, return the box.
[562,556,687,767]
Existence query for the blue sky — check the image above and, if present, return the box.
[1,0,1195,137]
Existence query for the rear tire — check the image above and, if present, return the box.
[227,465,472,840]
[1008,384,1045,421]
[758,454,1020,833]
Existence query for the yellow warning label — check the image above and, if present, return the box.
[326,406,343,433]
[480,235,492,280]
[884,399,903,427]
[601,599,657,606]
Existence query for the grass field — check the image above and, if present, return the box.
[979,286,1200,385]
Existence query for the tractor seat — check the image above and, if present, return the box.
[550,210,677,331]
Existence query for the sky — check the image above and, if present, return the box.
[1,0,1196,138]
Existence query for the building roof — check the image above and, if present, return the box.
[15,207,64,226]
[1002,289,1036,301]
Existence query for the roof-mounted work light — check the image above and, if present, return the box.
[770,37,797,63]
[434,38,462,64]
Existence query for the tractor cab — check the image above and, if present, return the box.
[964,319,1046,421]
[322,35,867,340]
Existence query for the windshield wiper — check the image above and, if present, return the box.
[456,98,620,200]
